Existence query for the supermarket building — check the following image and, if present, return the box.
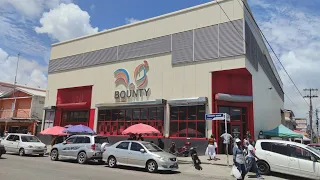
[43,0,284,152]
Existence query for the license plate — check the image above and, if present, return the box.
[173,163,178,167]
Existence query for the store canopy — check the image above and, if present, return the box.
[294,130,308,137]
[262,124,303,138]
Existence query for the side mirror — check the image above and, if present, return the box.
[311,156,316,162]
[140,149,146,153]
[62,141,66,145]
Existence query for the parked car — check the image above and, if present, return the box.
[255,139,320,179]
[103,140,178,173]
[308,144,320,151]
[0,144,6,157]
[50,135,109,164]
[1,133,47,156]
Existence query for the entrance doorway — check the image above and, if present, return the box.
[217,106,247,154]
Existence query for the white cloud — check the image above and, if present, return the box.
[249,1,320,120]
[0,0,72,19]
[0,48,47,88]
[125,17,140,24]
[35,3,98,42]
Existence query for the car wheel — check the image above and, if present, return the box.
[77,152,87,164]
[19,148,25,156]
[146,160,158,173]
[0,153,2,158]
[108,156,117,168]
[38,153,44,157]
[257,160,270,175]
[50,149,59,161]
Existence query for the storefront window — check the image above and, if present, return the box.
[169,105,206,138]
[97,107,164,136]
[62,110,89,122]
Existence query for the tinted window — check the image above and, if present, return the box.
[74,137,90,144]
[142,142,162,152]
[116,142,129,150]
[271,143,288,155]
[6,135,15,141]
[66,137,76,144]
[261,142,272,151]
[21,136,40,142]
[12,135,20,141]
[130,142,144,152]
[290,146,313,161]
[94,136,109,144]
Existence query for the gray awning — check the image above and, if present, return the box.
[167,97,207,106]
[96,99,166,109]
[215,93,253,102]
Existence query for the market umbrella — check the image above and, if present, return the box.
[63,125,95,134]
[173,128,204,136]
[122,123,160,135]
[40,126,67,136]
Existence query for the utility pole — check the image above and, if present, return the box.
[11,53,20,118]
[316,109,319,143]
[304,88,318,143]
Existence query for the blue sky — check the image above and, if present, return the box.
[0,0,319,118]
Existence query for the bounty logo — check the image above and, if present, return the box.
[114,60,150,99]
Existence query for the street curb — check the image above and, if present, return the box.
[177,160,230,167]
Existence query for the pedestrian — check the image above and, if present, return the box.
[233,138,246,180]
[246,140,264,179]
[158,138,164,149]
[132,134,137,140]
[220,132,233,154]
[137,134,144,141]
[206,134,217,160]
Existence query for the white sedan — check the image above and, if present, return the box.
[1,133,47,156]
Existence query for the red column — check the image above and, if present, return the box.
[54,109,62,126]
[89,109,95,129]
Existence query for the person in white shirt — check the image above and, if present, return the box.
[220,132,233,154]
[246,140,264,179]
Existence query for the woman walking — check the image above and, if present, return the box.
[206,135,217,160]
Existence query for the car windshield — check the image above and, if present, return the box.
[306,146,320,156]
[94,136,109,144]
[142,142,162,152]
[21,136,40,142]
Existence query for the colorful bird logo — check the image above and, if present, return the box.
[114,60,149,89]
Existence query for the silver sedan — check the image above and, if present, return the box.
[103,140,178,173]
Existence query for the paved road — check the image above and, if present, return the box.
[0,153,306,180]
[0,153,231,180]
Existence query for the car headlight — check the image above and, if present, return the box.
[158,156,167,161]
[28,145,33,148]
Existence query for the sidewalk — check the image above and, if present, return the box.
[178,154,232,166]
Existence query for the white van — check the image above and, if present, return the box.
[255,139,320,179]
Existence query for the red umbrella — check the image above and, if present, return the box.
[122,123,160,135]
[40,126,67,136]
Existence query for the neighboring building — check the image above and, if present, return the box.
[281,109,297,130]
[296,118,307,132]
[44,0,284,153]
[0,82,46,135]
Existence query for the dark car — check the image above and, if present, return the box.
[0,144,6,158]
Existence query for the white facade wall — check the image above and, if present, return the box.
[31,96,45,121]
[246,58,284,138]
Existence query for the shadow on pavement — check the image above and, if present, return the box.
[5,153,48,158]
[247,173,310,180]
[0,157,7,159]
[59,159,105,165]
[105,165,181,174]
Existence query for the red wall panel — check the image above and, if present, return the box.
[89,109,95,129]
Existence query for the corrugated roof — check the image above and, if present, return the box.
[0,87,46,98]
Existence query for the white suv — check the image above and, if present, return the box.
[255,139,320,179]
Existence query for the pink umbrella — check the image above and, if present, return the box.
[122,123,160,135]
[40,126,67,136]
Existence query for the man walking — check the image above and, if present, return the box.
[246,140,264,179]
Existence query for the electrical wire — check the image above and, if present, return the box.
[236,0,310,107]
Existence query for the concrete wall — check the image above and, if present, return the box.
[31,96,45,121]
[245,58,284,139]
[50,0,244,59]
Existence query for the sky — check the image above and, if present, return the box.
[0,0,319,120]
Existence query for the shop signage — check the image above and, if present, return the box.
[114,60,150,99]
[205,113,230,121]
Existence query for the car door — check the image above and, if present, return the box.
[289,145,318,179]
[265,142,289,173]
[11,135,20,153]
[287,145,304,177]
[127,142,147,167]
[69,136,85,157]
[60,136,76,157]
[2,135,15,152]
[113,142,130,165]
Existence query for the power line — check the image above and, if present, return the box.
[234,0,310,107]
[285,93,299,110]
